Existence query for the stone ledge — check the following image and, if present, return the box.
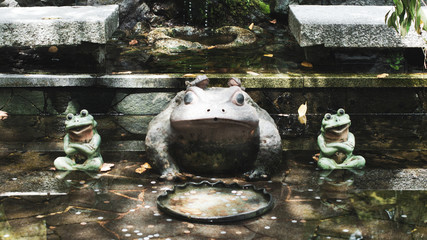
[0,73,425,88]
[289,5,427,48]
[0,5,119,47]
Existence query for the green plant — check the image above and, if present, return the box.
[385,0,427,36]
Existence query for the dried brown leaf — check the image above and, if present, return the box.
[301,61,313,68]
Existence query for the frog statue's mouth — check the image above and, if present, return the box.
[171,118,258,143]
[68,124,94,143]
[324,123,350,142]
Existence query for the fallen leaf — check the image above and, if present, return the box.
[301,61,313,68]
[298,101,307,117]
[298,115,307,125]
[246,71,260,76]
[183,74,197,78]
[313,153,320,162]
[377,73,389,78]
[207,46,216,50]
[263,54,274,58]
[269,19,277,24]
[112,71,132,75]
[129,39,138,46]
[135,162,152,174]
[248,23,254,30]
[179,207,202,215]
[48,46,58,53]
[100,163,115,172]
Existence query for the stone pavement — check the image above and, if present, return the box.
[0,151,425,239]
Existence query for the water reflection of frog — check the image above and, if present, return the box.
[317,109,365,169]
[145,76,282,181]
[54,109,103,171]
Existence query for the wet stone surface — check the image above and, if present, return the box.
[0,150,425,239]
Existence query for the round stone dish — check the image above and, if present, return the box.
[156,181,274,223]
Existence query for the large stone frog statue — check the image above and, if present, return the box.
[145,76,282,180]
[317,108,365,169]
[54,109,103,171]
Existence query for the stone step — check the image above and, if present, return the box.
[289,5,427,48]
[0,73,425,88]
[0,5,119,47]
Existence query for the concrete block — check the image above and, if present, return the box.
[0,5,119,47]
[289,5,427,48]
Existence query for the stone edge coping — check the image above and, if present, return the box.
[288,5,427,48]
[0,73,425,88]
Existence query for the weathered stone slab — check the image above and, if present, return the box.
[0,5,119,47]
[289,5,427,48]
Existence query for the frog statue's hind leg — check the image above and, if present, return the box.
[244,118,282,181]
[317,156,339,170]
[145,104,181,181]
[338,155,366,169]
[54,156,77,171]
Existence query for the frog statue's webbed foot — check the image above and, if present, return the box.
[243,169,270,181]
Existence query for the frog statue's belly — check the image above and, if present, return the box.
[145,83,282,180]
[170,118,260,174]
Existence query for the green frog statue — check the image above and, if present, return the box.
[54,109,103,171]
[317,108,365,169]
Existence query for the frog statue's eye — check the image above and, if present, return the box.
[184,91,196,105]
[337,108,345,116]
[232,92,245,106]
[66,113,74,121]
[324,113,332,120]
[80,109,89,117]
